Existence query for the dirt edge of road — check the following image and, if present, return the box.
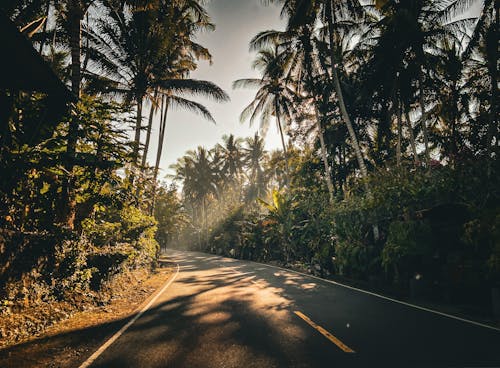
[0,259,175,368]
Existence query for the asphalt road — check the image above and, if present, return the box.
[79,250,500,368]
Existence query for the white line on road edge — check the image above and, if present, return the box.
[78,264,180,368]
[256,261,500,332]
[165,250,500,332]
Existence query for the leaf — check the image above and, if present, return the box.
[40,182,50,195]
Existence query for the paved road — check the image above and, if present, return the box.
[80,250,500,368]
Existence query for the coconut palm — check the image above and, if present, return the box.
[358,0,476,167]
[249,25,337,200]
[261,0,368,197]
[234,45,296,182]
[462,0,498,158]
[84,0,228,166]
[215,134,245,184]
[171,146,219,246]
[243,133,268,202]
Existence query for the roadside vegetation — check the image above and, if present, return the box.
[0,0,226,342]
[0,0,498,344]
[166,0,499,316]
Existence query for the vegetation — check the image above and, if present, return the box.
[0,0,498,328]
[0,0,226,315]
[166,0,499,311]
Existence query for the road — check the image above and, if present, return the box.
[79,250,500,368]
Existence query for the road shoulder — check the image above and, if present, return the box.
[0,261,175,368]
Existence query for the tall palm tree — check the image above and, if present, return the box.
[359,0,475,167]
[84,0,228,167]
[462,0,498,159]
[151,81,228,178]
[249,25,336,200]
[243,133,268,201]
[171,146,219,247]
[262,0,367,198]
[216,134,245,184]
[233,45,296,183]
[320,0,369,180]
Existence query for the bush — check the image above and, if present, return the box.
[382,220,433,282]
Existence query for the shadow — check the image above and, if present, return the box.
[1,250,500,368]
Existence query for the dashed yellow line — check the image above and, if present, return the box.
[294,311,355,353]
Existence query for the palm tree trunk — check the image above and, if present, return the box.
[405,108,419,167]
[396,104,403,167]
[326,6,368,182]
[150,97,168,214]
[275,100,291,184]
[326,3,378,239]
[69,2,82,98]
[59,1,83,229]
[202,197,208,250]
[154,96,169,182]
[133,96,143,164]
[38,0,51,54]
[141,99,156,168]
[301,25,335,201]
[313,106,335,202]
[418,73,431,167]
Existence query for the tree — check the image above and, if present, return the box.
[234,44,296,183]
[216,134,245,183]
[243,133,268,201]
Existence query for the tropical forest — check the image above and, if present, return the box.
[0,0,498,367]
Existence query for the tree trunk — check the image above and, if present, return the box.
[60,0,83,229]
[133,96,143,164]
[313,106,335,202]
[418,73,431,167]
[405,108,419,168]
[301,25,334,201]
[396,103,403,167]
[326,2,377,242]
[141,99,156,168]
[150,96,168,214]
[154,96,169,182]
[326,1,368,181]
[275,100,290,185]
[327,2,377,237]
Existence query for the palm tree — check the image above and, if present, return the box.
[234,45,296,183]
[261,0,368,199]
[171,146,219,247]
[249,25,336,200]
[84,3,168,163]
[359,0,475,167]
[243,133,268,202]
[320,0,369,180]
[216,134,245,184]
[462,0,498,159]
[151,80,229,181]
[85,0,228,167]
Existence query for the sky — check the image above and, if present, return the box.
[144,0,286,180]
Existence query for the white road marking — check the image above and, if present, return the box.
[166,250,500,332]
[78,264,180,368]
[255,261,500,332]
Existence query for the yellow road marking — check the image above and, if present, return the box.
[294,311,355,353]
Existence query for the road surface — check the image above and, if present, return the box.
[78,250,500,368]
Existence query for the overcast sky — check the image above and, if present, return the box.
[144,0,286,180]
